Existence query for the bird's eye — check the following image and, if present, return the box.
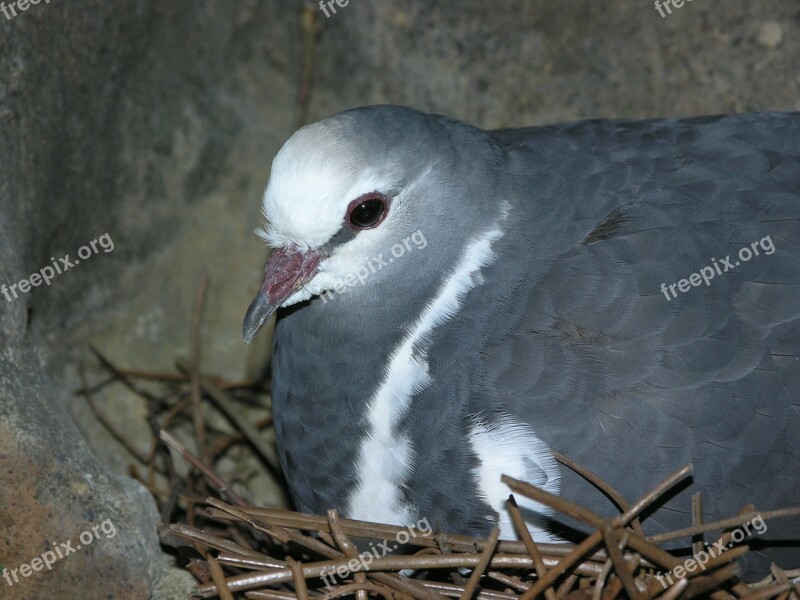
[347,194,388,230]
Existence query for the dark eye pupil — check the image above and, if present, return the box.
[350,198,384,228]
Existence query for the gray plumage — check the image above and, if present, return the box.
[248,106,800,577]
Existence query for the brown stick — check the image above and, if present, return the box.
[168,523,273,561]
[160,430,248,506]
[503,475,604,529]
[602,527,640,600]
[506,495,556,600]
[287,558,310,600]
[206,505,608,560]
[460,528,499,600]
[189,274,210,465]
[78,363,155,467]
[648,507,800,545]
[193,554,605,597]
[208,500,444,600]
[692,493,705,556]
[328,509,367,600]
[295,6,321,130]
[318,582,396,600]
[176,358,281,474]
[207,554,236,600]
[554,451,644,538]
[655,576,689,600]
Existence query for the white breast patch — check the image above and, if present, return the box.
[468,416,562,541]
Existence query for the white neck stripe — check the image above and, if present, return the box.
[346,203,511,526]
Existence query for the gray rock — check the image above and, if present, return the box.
[0,224,182,597]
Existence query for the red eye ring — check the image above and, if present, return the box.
[345,192,390,230]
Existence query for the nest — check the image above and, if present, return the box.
[163,461,800,600]
[76,278,800,600]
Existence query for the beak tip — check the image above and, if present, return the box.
[242,293,275,344]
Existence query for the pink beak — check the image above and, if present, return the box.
[242,246,325,343]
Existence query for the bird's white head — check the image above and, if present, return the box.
[243,107,441,342]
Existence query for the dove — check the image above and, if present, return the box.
[244,106,800,575]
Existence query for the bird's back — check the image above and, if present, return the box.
[477,112,800,572]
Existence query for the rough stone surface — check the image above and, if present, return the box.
[0,1,798,598]
[0,223,177,598]
[0,352,161,598]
